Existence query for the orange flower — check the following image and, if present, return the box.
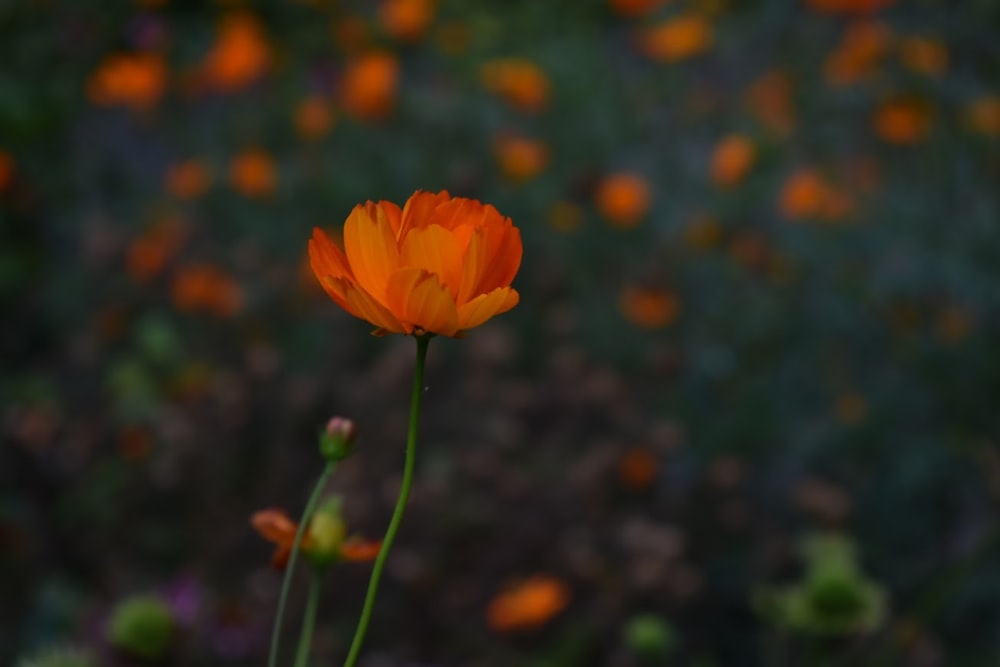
[379,0,435,42]
[898,36,948,77]
[745,70,795,136]
[481,58,550,113]
[638,15,712,63]
[229,149,276,197]
[595,173,651,228]
[294,96,335,140]
[779,169,853,221]
[806,0,893,14]
[823,22,892,87]
[873,98,930,145]
[165,159,211,200]
[252,507,380,570]
[966,96,1000,137]
[0,151,12,192]
[494,135,549,182]
[710,134,755,188]
[341,51,399,120]
[619,286,680,329]
[170,263,243,317]
[487,575,570,632]
[618,447,658,490]
[309,191,522,337]
[88,53,167,110]
[202,13,270,91]
[126,216,188,283]
[608,0,666,18]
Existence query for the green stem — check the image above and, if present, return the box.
[268,462,335,667]
[342,335,430,667]
[293,571,322,667]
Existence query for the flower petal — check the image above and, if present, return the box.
[340,538,382,562]
[400,224,463,298]
[385,267,459,336]
[456,221,522,304]
[457,287,519,331]
[251,509,298,547]
[343,202,400,303]
[327,276,406,334]
[397,190,450,241]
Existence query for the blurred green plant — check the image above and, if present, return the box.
[622,613,677,658]
[105,595,174,660]
[14,646,95,667]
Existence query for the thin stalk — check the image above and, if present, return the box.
[293,571,322,667]
[268,462,335,667]
[342,335,430,667]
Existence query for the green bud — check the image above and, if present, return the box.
[305,497,348,568]
[623,614,676,657]
[106,595,174,660]
[319,417,358,462]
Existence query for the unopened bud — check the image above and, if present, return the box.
[305,497,347,569]
[319,416,357,462]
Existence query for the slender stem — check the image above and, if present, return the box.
[293,571,322,667]
[342,335,430,667]
[268,462,335,667]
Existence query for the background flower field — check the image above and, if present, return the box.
[2,0,999,665]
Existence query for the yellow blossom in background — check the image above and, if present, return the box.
[487,576,570,632]
[898,36,948,77]
[379,0,435,42]
[710,134,756,188]
[481,58,550,113]
[229,149,276,198]
[619,286,680,329]
[595,172,651,228]
[88,53,167,110]
[164,159,211,200]
[494,135,549,183]
[873,98,931,145]
[294,96,335,140]
[341,51,399,121]
[201,13,270,91]
[639,14,713,63]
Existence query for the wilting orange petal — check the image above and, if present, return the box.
[341,538,382,562]
[400,224,464,298]
[343,203,400,302]
[385,267,459,336]
[328,276,406,334]
[457,287,519,331]
[251,509,298,546]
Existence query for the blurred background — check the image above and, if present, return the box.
[2,0,999,665]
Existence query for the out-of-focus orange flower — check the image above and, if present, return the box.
[898,36,948,77]
[229,149,276,198]
[0,152,12,192]
[620,286,680,329]
[88,53,167,110]
[966,96,1000,137]
[710,134,756,188]
[729,232,769,271]
[608,0,666,17]
[202,13,270,91]
[683,215,723,250]
[341,51,399,121]
[745,71,795,136]
[309,191,522,337]
[618,447,658,490]
[835,392,867,425]
[165,159,211,200]
[595,173,651,228]
[547,201,584,234]
[333,15,371,54]
[481,58,550,113]
[824,21,892,87]
[638,14,712,63]
[873,98,931,145]
[126,216,189,283]
[494,135,549,182]
[779,169,853,221]
[487,575,570,632]
[170,263,243,317]
[806,0,893,15]
[379,0,434,42]
[251,507,380,570]
[294,96,335,140]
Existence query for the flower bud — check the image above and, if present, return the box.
[305,497,348,569]
[319,416,358,462]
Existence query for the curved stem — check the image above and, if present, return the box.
[268,462,335,667]
[293,571,322,667]
[343,335,430,667]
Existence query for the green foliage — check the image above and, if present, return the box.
[106,595,175,660]
[14,646,96,667]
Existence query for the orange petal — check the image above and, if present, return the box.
[457,222,521,304]
[340,538,382,562]
[457,287,519,330]
[385,267,459,336]
[400,224,463,298]
[398,190,450,240]
[365,200,403,238]
[343,203,400,303]
[327,276,406,333]
[251,509,298,547]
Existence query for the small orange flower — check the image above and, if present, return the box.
[898,36,948,77]
[683,215,724,250]
[170,263,243,317]
[823,22,892,87]
[618,447,658,490]
[0,151,12,192]
[229,149,276,198]
[966,96,1000,137]
[165,160,211,200]
[638,14,712,63]
[294,96,335,140]
[379,0,435,42]
[481,58,550,113]
[710,134,755,188]
[619,286,680,329]
[494,135,549,182]
[608,0,666,18]
[341,51,399,121]
[252,508,381,570]
[873,98,930,145]
[745,70,795,136]
[487,575,570,632]
[202,13,270,91]
[309,191,522,337]
[126,216,188,283]
[595,173,651,228]
[88,53,167,110]
[779,169,853,221]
